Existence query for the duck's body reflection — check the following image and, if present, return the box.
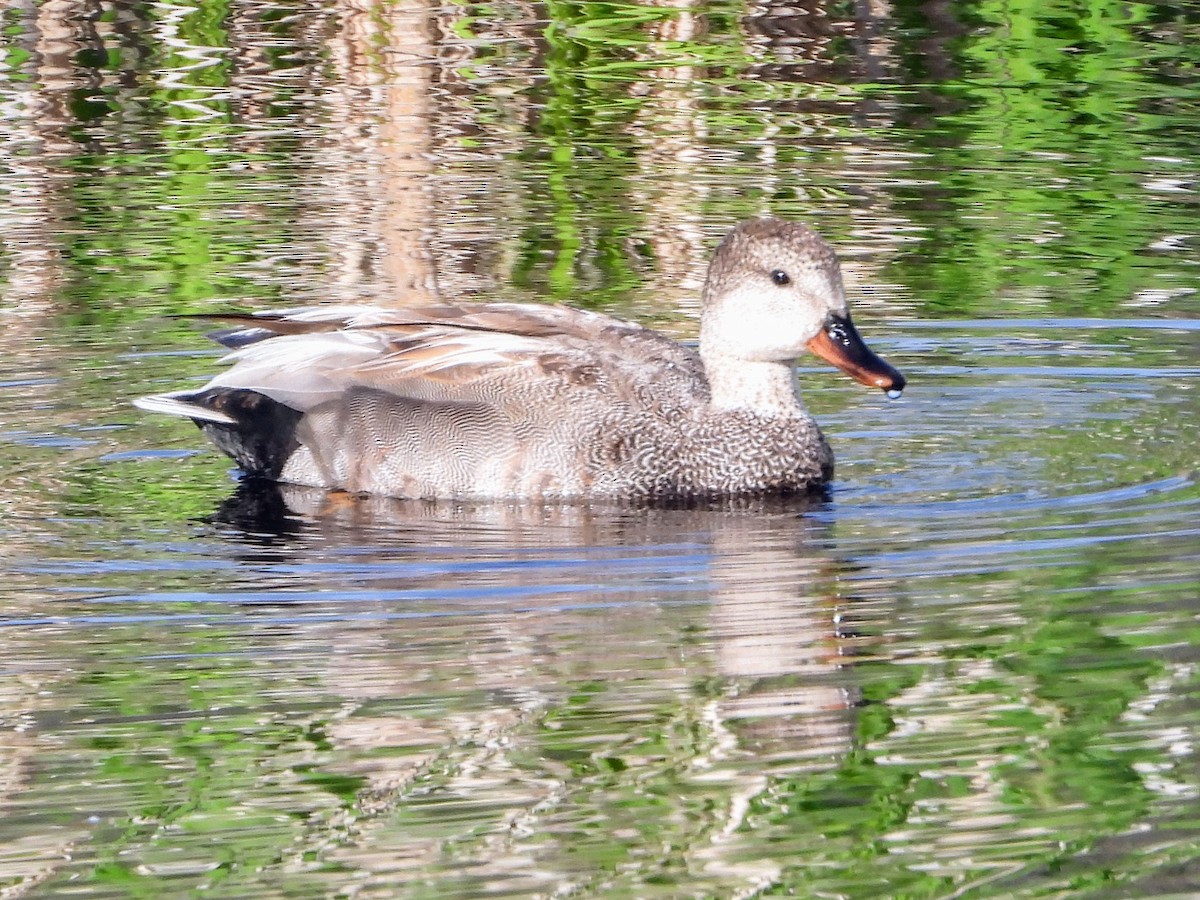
[208,481,870,889]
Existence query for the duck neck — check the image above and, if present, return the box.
[701,351,806,416]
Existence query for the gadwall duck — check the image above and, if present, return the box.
[135,218,905,501]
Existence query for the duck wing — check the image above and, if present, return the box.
[189,302,709,412]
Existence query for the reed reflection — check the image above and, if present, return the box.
[314,0,442,304]
[0,0,86,316]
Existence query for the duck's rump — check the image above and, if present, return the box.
[136,387,303,480]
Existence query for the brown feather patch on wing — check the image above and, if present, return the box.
[339,329,555,388]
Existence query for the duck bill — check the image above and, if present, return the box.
[806,314,906,393]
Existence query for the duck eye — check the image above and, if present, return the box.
[770,269,791,286]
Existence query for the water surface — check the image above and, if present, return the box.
[2,0,1199,896]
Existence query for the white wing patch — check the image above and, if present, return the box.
[205,331,387,410]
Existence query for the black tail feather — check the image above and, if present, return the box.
[189,388,302,479]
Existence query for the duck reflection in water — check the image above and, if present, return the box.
[207,480,872,873]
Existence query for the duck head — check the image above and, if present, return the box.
[699,217,905,397]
